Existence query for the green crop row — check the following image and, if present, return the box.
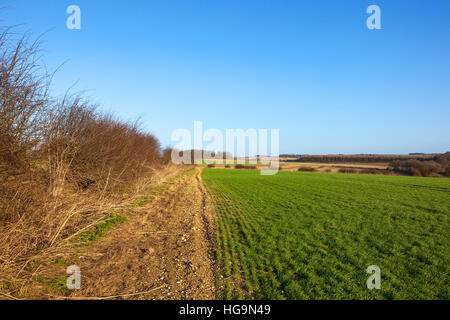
[202,169,450,300]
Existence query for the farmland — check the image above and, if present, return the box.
[202,169,450,300]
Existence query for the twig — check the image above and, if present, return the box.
[48,285,165,300]
[61,215,109,243]
[0,292,22,300]
[49,205,78,247]
[62,203,131,243]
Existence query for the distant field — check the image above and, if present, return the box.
[202,169,449,299]
[293,154,435,163]
[279,161,390,173]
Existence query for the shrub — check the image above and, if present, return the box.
[162,148,173,164]
[298,167,316,172]
[44,101,161,195]
[410,167,422,177]
[390,159,445,177]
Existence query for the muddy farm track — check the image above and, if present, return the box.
[25,168,217,300]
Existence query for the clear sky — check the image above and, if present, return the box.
[3,0,450,154]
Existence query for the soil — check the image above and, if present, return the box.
[35,168,216,300]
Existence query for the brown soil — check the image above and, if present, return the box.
[15,168,216,300]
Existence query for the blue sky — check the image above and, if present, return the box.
[3,0,450,154]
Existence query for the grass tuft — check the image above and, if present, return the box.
[79,213,126,246]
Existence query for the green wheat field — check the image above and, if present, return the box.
[202,169,450,300]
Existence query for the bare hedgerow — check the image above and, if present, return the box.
[45,100,161,195]
[0,24,166,281]
[0,26,52,222]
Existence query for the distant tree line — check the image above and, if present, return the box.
[161,149,234,164]
[390,153,450,177]
[294,154,435,163]
[280,154,302,158]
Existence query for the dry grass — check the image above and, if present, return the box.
[0,164,182,299]
[390,154,450,177]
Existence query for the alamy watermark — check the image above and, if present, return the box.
[366,5,381,30]
[66,265,81,290]
[66,5,81,30]
[366,265,381,290]
[65,5,380,31]
[170,121,280,175]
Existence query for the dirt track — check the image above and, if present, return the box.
[57,168,216,300]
